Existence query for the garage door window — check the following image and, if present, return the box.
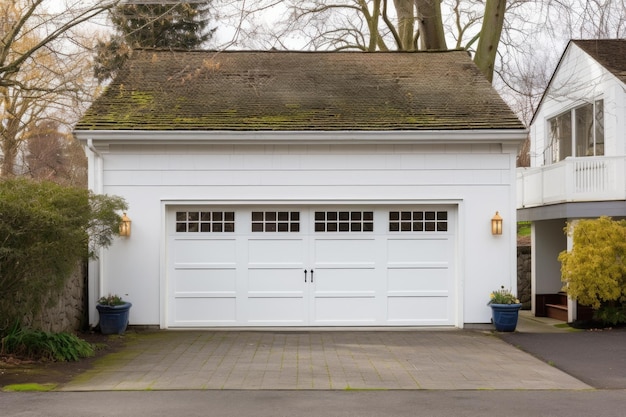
[251,211,300,232]
[314,211,374,232]
[176,211,235,232]
[389,211,448,232]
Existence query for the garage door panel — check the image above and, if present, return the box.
[174,297,237,323]
[313,297,377,323]
[387,296,450,323]
[248,239,304,264]
[174,239,237,264]
[313,269,377,293]
[387,238,450,263]
[387,268,449,292]
[247,269,304,292]
[314,239,376,264]
[247,297,306,324]
[175,269,237,293]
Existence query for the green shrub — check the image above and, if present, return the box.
[1,325,94,362]
[0,178,127,330]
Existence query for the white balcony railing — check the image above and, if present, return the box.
[517,156,626,208]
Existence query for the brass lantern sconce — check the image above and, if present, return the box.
[119,213,131,237]
[491,211,503,235]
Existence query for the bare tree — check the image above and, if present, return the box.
[1,0,117,177]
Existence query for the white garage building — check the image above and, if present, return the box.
[75,50,526,328]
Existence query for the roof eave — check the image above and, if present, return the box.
[75,129,528,148]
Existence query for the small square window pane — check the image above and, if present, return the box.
[315,223,325,232]
[290,223,300,232]
[389,222,399,232]
[252,212,263,221]
[225,212,235,221]
[200,223,211,232]
[201,212,211,221]
[278,223,289,232]
[278,212,289,221]
[401,222,411,231]
[339,222,349,232]
[437,222,447,232]
[224,223,235,232]
[327,212,338,221]
[188,212,199,221]
[363,223,374,232]
[351,223,361,231]
[425,211,436,221]
[291,212,300,221]
[212,223,223,232]
[266,223,277,232]
[212,212,223,221]
[315,212,325,221]
[401,212,412,220]
[364,212,374,221]
[425,222,436,231]
[437,211,447,220]
[266,212,277,221]
[188,223,199,232]
[327,223,338,232]
[176,212,187,221]
[176,223,187,232]
[351,212,361,221]
[252,223,263,232]
[414,222,423,231]
[339,212,349,221]
[390,212,399,221]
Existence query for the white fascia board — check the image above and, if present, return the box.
[75,129,528,148]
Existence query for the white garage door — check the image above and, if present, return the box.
[167,206,456,327]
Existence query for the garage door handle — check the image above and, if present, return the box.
[310,269,314,283]
[304,269,308,282]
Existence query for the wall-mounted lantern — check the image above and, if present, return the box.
[491,211,503,235]
[119,213,131,237]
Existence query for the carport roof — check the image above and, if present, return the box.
[76,50,524,132]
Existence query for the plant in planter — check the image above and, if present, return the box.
[488,286,522,332]
[96,294,132,335]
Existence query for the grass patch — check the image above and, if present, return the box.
[2,383,57,392]
[1,325,95,362]
[517,221,531,236]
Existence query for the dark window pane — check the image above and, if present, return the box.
[315,223,325,232]
[401,212,411,220]
[188,223,199,232]
[425,222,435,231]
[401,222,411,231]
[252,212,263,221]
[437,211,447,220]
[351,223,361,231]
[414,212,423,220]
[201,212,211,221]
[363,223,374,232]
[339,222,350,231]
[414,222,423,231]
[225,212,235,221]
[201,223,211,232]
[266,223,277,232]
[327,223,338,232]
[266,212,276,221]
[351,212,361,220]
[176,223,187,232]
[188,212,199,221]
[252,223,263,232]
[390,222,399,232]
[425,211,436,220]
[278,212,289,221]
[291,223,300,232]
[315,212,325,221]
[390,212,399,221]
[291,212,300,221]
[176,212,186,221]
[212,223,222,232]
[278,223,289,232]
[327,212,337,221]
[339,212,349,221]
[363,212,374,221]
[437,222,447,232]
[224,223,235,232]
[212,212,223,221]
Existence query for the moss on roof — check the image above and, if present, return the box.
[76,50,524,131]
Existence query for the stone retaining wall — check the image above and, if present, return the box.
[517,245,531,309]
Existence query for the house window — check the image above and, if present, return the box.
[176,211,235,232]
[389,211,448,232]
[547,99,604,164]
[314,211,374,232]
[252,211,300,232]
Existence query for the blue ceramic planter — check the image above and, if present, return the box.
[490,303,522,332]
[96,302,132,335]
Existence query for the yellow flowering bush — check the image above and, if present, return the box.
[488,286,520,305]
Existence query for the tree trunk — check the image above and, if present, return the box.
[393,0,415,50]
[473,0,506,83]
[415,0,447,50]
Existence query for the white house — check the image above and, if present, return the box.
[75,50,526,329]
[517,39,626,321]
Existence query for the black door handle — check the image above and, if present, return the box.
[304,269,308,282]
[310,269,314,283]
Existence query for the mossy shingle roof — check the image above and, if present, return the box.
[76,50,524,131]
